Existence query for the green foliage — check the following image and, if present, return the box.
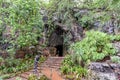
[61,30,120,79]
[61,55,73,74]
[46,0,76,28]
[28,74,37,80]
[15,77,22,80]
[0,0,43,49]
[47,0,120,29]
[41,0,120,49]
[71,30,116,65]
[0,56,45,79]
[61,55,87,79]
[0,57,3,62]
[39,75,49,80]
[0,74,12,79]
[111,34,120,41]
[111,56,120,64]
[0,58,34,74]
[1,0,120,49]
[28,74,49,80]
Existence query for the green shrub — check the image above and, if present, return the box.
[0,0,43,49]
[111,34,120,41]
[0,58,34,74]
[61,55,73,74]
[28,74,37,80]
[61,30,119,79]
[61,55,87,78]
[111,56,120,63]
[28,74,49,80]
[0,56,46,79]
[71,30,117,66]
[16,77,22,80]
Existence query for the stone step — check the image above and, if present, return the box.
[45,60,63,63]
[19,73,29,79]
[44,61,62,64]
[37,67,42,70]
[45,61,61,62]
[41,63,61,67]
[49,57,65,59]
[40,64,61,67]
[23,72,30,75]
[29,70,34,73]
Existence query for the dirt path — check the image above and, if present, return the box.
[41,57,65,80]
[6,57,65,80]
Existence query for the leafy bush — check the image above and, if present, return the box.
[0,0,43,49]
[61,55,73,74]
[28,74,37,80]
[0,56,45,79]
[61,55,87,79]
[0,58,33,74]
[71,30,117,66]
[16,77,22,80]
[28,74,49,80]
[111,34,120,41]
[111,56,120,63]
[61,30,119,79]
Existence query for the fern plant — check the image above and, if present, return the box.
[71,30,117,66]
[61,55,87,78]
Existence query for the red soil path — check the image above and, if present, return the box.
[6,57,65,80]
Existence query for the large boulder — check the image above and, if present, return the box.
[88,71,117,80]
[88,62,120,80]
[15,47,34,58]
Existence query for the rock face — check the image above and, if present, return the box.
[113,42,120,55]
[89,72,117,80]
[89,62,120,80]
[89,62,120,72]
[70,23,83,42]
[15,47,35,58]
[48,26,64,47]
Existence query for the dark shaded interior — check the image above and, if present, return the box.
[55,45,63,57]
[48,26,65,57]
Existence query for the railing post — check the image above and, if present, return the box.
[33,54,40,75]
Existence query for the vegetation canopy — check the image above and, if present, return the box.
[0,0,120,79]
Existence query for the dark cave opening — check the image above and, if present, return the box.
[48,26,65,57]
[55,45,63,57]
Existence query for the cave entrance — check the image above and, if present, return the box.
[55,45,63,57]
[48,26,65,57]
